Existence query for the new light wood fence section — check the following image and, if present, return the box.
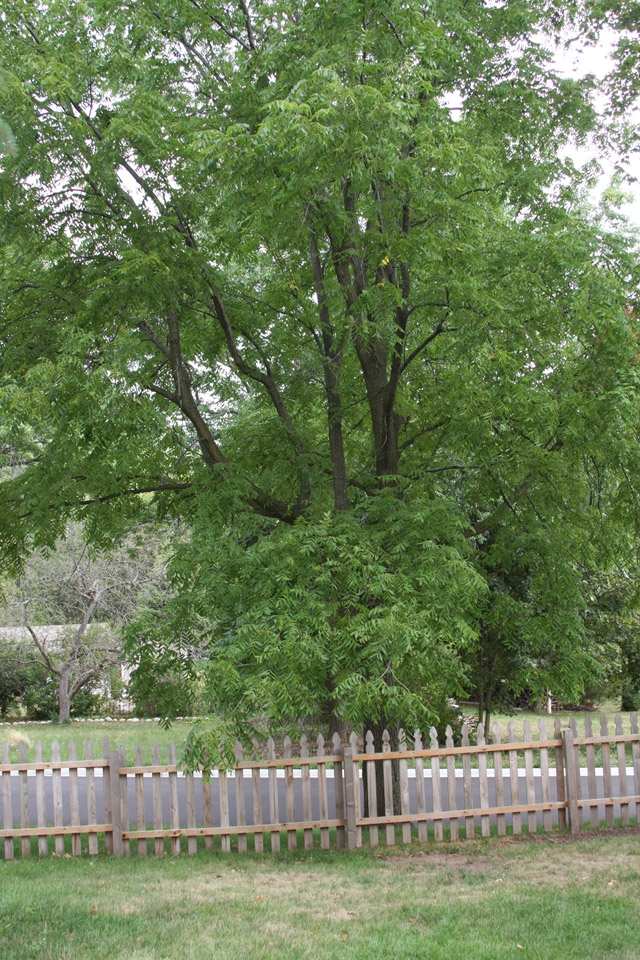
[1,714,639,858]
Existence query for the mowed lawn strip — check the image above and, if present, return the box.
[1,835,639,960]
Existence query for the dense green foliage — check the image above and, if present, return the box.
[1,1,640,752]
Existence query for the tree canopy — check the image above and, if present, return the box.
[1,0,640,748]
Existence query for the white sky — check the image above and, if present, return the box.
[555,32,640,228]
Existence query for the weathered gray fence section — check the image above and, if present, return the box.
[1,714,639,858]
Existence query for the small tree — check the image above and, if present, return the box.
[1,524,165,722]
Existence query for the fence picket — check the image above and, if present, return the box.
[234,742,247,854]
[349,732,361,848]
[152,744,164,856]
[461,724,474,839]
[18,742,30,858]
[398,730,411,845]
[267,737,279,853]
[615,714,629,826]
[102,738,113,855]
[68,740,81,856]
[284,737,297,851]
[2,742,14,860]
[584,716,599,828]
[600,716,614,827]
[317,734,329,851]
[365,731,378,848]
[382,730,395,846]
[523,720,537,835]
[186,769,197,855]
[569,717,582,828]
[135,744,147,857]
[492,724,505,837]
[430,727,443,842]
[300,736,313,851]
[333,733,345,850]
[538,719,552,833]
[476,724,490,838]
[554,718,566,831]
[414,731,427,843]
[219,766,230,854]
[52,740,64,855]
[445,725,459,842]
[35,741,47,857]
[507,722,521,836]
[168,743,180,855]
[251,758,264,854]
[119,746,129,857]
[85,740,98,857]
[631,713,640,822]
[202,773,214,854]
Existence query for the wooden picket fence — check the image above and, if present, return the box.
[1,713,639,859]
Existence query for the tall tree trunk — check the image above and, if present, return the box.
[58,670,71,724]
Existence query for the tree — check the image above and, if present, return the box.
[1,2,640,757]
[0,524,165,722]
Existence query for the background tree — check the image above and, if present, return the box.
[0,524,166,722]
[1,1,639,761]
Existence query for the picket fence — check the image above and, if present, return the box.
[1,713,639,859]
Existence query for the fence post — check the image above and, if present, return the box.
[562,729,580,835]
[109,751,123,856]
[343,743,358,850]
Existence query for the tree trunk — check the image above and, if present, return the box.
[58,671,71,724]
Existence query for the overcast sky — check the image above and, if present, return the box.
[556,32,640,228]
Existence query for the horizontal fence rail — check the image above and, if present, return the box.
[1,713,639,859]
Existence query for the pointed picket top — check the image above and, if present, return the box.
[398,728,407,751]
[135,743,143,766]
[18,740,27,763]
[68,738,77,760]
[382,729,391,751]
[631,712,638,735]
[85,738,94,760]
[234,739,244,764]
[584,714,593,739]
[283,734,292,753]
[507,721,516,742]
[445,724,454,748]
[554,716,562,740]
[332,732,343,755]
[267,736,276,760]
[600,714,609,737]
[522,719,531,743]
[349,730,358,752]
[429,726,439,749]
[52,738,60,760]
[569,716,578,738]
[102,736,111,756]
[615,712,624,736]
[461,723,470,747]
[414,729,423,751]
[492,722,502,745]
[316,733,325,755]
[476,722,485,746]
[365,730,375,750]
[299,734,308,755]
[538,717,547,740]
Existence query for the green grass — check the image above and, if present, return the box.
[1,834,639,959]
[0,698,636,768]
[0,720,195,764]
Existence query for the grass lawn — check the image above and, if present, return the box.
[0,698,636,767]
[0,720,196,765]
[1,834,639,960]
